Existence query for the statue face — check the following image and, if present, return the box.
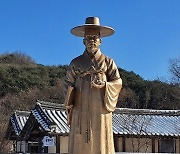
[83,34,101,54]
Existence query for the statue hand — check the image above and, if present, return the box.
[66,105,73,109]
[91,79,105,89]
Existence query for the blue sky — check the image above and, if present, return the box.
[0,0,180,80]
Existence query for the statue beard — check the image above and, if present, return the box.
[86,43,99,56]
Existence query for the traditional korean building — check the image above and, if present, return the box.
[5,110,30,153]
[113,108,180,153]
[5,101,180,153]
[19,100,69,153]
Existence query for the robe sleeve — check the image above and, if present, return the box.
[104,59,122,112]
[64,61,76,125]
[64,61,76,97]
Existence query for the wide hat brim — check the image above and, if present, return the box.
[71,24,114,37]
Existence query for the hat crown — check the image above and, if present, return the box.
[85,17,100,25]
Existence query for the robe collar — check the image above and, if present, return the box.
[83,49,102,61]
[81,49,106,73]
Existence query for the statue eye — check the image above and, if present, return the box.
[85,35,100,40]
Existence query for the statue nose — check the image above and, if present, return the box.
[88,40,94,44]
[90,38,96,42]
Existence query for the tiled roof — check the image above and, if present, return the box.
[113,108,180,137]
[11,101,180,140]
[31,102,180,137]
[31,100,70,133]
[5,110,30,139]
[10,110,30,136]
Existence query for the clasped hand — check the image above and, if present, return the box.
[91,79,105,88]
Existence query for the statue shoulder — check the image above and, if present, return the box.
[70,54,84,66]
[104,55,116,66]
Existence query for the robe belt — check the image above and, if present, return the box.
[86,74,92,143]
[75,71,104,143]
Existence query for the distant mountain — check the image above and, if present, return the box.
[0,52,179,112]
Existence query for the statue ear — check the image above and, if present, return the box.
[99,38,102,45]
[83,39,86,45]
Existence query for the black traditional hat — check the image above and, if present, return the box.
[71,17,114,37]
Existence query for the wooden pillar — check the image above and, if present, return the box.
[38,137,44,153]
[114,136,122,152]
[152,138,155,153]
[122,136,126,152]
[56,135,60,153]
[154,138,159,153]
[176,139,180,153]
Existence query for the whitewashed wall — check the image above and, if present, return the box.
[60,136,69,153]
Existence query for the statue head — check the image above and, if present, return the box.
[83,33,101,54]
[71,17,114,55]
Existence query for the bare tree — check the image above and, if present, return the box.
[121,114,152,152]
[169,57,180,85]
[0,108,12,153]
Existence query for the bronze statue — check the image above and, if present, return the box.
[64,17,122,154]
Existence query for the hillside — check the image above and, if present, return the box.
[0,52,180,151]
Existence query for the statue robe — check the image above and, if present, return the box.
[64,50,122,154]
